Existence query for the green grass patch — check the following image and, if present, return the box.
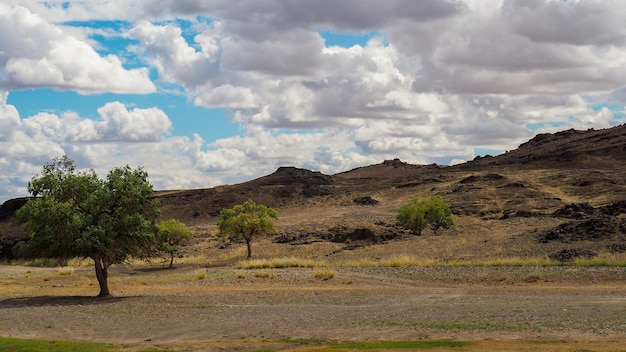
[573,256,626,267]
[331,340,471,349]
[0,338,115,352]
[0,337,176,352]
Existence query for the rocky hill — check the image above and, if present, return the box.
[2,124,626,262]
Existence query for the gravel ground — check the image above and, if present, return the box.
[1,265,625,351]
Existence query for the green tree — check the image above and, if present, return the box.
[158,219,194,268]
[217,199,278,260]
[16,156,160,297]
[397,195,454,235]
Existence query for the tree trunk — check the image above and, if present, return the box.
[245,239,252,260]
[93,255,111,297]
[169,253,174,268]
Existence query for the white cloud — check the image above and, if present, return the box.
[128,21,219,88]
[0,91,20,141]
[0,4,155,94]
[66,102,172,142]
[220,29,325,76]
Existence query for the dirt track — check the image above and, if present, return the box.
[1,265,626,351]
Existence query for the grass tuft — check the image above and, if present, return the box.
[57,267,74,276]
[314,267,335,280]
[235,270,246,279]
[195,269,207,280]
[254,270,277,279]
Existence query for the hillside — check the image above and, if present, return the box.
[2,124,626,263]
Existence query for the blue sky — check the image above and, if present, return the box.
[1,0,625,203]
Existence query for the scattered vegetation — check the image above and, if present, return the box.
[397,195,454,235]
[338,255,626,268]
[217,199,278,260]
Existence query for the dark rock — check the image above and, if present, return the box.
[500,210,536,219]
[573,180,593,187]
[599,200,626,216]
[607,243,626,253]
[0,198,28,222]
[459,175,479,184]
[552,203,596,219]
[301,184,330,197]
[537,215,617,243]
[549,248,598,262]
[460,174,504,184]
[382,158,407,168]
[353,196,379,205]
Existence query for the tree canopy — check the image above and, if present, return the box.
[158,219,194,268]
[16,156,161,297]
[397,195,454,235]
[217,199,278,260]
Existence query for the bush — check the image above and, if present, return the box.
[397,195,454,235]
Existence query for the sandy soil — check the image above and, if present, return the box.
[1,265,626,351]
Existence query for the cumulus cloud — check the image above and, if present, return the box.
[403,0,626,95]
[0,4,155,94]
[0,96,178,200]
[128,21,220,88]
[66,102,172,142]
[0,91,20,141]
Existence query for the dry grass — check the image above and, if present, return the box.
[313,267,335,280]
[235,256,329,269]
[57,267,74,276]
[194,269,207,280]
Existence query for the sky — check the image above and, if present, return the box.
[1,0,625,203]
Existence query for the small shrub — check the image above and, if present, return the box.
[235,271,246,279]
[57,267,74,276]
[195,269,207,280]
